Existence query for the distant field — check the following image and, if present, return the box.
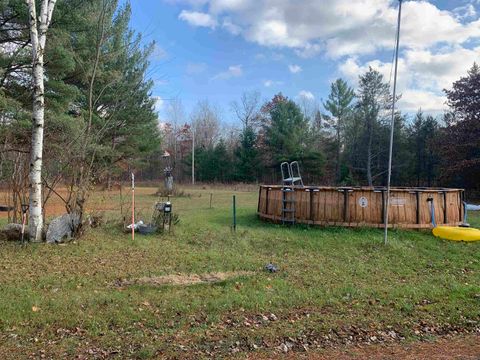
[0,185,479,358]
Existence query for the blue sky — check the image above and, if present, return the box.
[127,0,480,124]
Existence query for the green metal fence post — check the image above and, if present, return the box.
[232,195,236,232]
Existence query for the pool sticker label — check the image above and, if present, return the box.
[391,198,406,206]
[358,196,368,208]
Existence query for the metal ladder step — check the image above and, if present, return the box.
[282,184,296,224]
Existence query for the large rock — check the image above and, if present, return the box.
[0,223,23,241]
[46,213,80,244]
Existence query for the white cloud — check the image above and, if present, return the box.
[263,80,273,87]
[403,47,480,90]
[173,0,480,113]
[154,96,164,112]
[179,10,217,28]
[209,0,252,13]
[263,79,283,87]
[222,17,242,34]
[294,43,322,58]
[173,1,480,58]
[288,64,302,74]
[298,90,315,100]
[338,46,480,113]
[399,89,446,113]
[186,62,207,74]
[453,4,477,20]
[213,64,243,80]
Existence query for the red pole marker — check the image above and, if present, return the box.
[131,173,135,241]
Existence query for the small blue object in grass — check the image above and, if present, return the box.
[265,263,278,273]
[137,224,157,235]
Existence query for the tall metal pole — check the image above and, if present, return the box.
[384,0,402,245]
[191,128,195,185]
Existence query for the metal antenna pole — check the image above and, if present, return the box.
[384,0,402,245]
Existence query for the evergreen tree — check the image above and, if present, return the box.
[262,94,324,182]
[407,111,439,186]
[440,63,480,189]
[234,126,258,182]
[323,78,355,183]
[212,139,232,182]
[189,140,233,183]
[264,97,309,163]
[353,67,392,186]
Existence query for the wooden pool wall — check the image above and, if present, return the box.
[257,186,465,229]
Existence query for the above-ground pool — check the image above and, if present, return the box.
[257,186,465,229]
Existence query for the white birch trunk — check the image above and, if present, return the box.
[26,0,57,242]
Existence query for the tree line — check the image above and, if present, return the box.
[162,64,480,192]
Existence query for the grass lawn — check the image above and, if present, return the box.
[0,186,479,358]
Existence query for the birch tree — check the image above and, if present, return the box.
[25,0,57,241]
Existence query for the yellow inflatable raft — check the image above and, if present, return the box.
[432,226,480,242]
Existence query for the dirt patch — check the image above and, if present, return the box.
[118,271,254,287]
[273,334,480,359]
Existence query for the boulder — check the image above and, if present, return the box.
[46,213,80,243]
[0,223,23,241]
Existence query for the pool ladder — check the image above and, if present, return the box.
[280,161,304,224]
[281,187,296,224]
[280,161,304,187]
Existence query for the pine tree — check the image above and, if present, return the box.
[354,67,392,186]
[323,78,355,183]
[262,94,324,182]
[264,97,309,163]
[234,126,258,182]
[440,63,480,188]
[408,111,439,186]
